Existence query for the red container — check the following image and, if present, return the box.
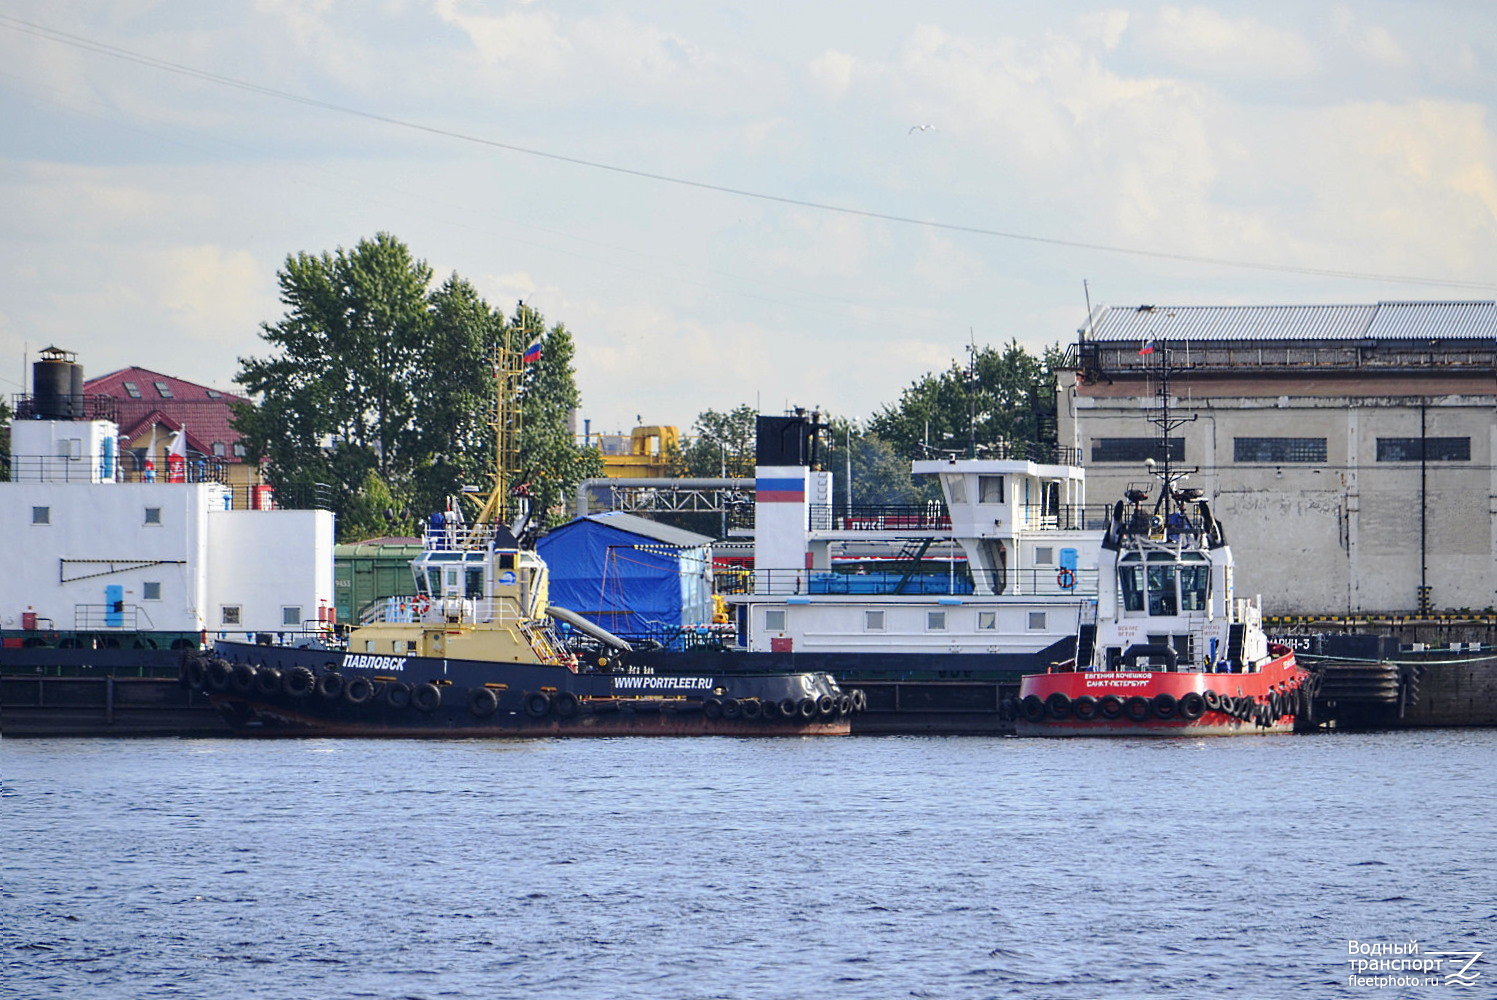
[21,611,38,630]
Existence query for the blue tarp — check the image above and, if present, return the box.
[537,516,714,639]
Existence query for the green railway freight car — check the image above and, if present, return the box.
[333,537,424,625]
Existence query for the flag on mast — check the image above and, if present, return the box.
[522,339,542,364]
[1138,336,1156,356]
[167,426,188,483]
[143,425,157,482]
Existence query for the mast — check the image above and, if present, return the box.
[468,304,528,539]
[1146,347,1197,517]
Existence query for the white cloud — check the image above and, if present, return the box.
[1331,6,1410,69]
[1134,6,1318,79]
[809,49,858,100]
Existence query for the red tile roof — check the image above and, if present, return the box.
[84,367,252,462]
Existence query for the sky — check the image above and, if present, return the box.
[3,1,1496,435]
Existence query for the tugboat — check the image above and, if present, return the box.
[1016,351,1309,736]
[186,346,860,738]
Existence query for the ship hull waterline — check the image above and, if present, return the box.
[197,640,858,738]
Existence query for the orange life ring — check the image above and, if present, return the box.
[1057,568,1076,590]
[412,595,431,615]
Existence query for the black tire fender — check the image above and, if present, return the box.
[524,691,552,718]
[470,687,499,717]
[1124,695,1151,722]
[412,682,442,712]
[1178,691,1205,721]
[1153,692,1178,719]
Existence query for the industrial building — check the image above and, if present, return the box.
[1060,301,1497,617]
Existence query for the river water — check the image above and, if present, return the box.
[3,730,1493,999]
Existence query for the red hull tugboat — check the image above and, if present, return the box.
[1017,353,1309,736]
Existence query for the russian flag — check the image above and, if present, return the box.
[522,340,542,364]
[756,477,805,502]
[1138,336,1156,356]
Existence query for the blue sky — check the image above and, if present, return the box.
[3,2,1495,434]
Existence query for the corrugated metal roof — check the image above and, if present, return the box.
[1085,301,1497,343]
[576,511,714,548]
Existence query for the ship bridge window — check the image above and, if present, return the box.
[425,568,441,595]
[764,609,785,631]
[978,475,1004,503]
[1179,563,1210,612]
[465,568,484,598]
[1118,555,1145,613]
[1147,563,1178,617]
[282,606,302,626]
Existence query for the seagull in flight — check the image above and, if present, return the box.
[908,124,937,134]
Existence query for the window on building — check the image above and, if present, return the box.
[764,609,786,631]
[1091,438,1184,463]
[1034,546,1054,565]
[926,610,947,631]
[154,381,174,398]
[1233,437,1327,463]
[143,582,162,601]
[977,610,997,630]
[206,389,222,399]
[282,606,302,626]
[122,381,142,399]
[144,506,163,525]
[978,475,1004,503]
[221,606,242,626]
[212,442,226,457]
[1027,611,1048,630]
[1377,437,1471,462]
[232,442,247,459]
[32,506,51,525]
[944,474,967,504]
[864,610,885,632]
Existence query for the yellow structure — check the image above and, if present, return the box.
[596,426,680,479]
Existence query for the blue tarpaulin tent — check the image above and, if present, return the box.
[537,512,714,640]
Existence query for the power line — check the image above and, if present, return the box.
[4,13,1497,292]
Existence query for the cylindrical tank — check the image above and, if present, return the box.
[32,348,83,420]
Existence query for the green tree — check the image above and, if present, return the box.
[339,469,410,542]
[513,303,603,528]
[868,339,1060,462]
[676,404,758,478]
[234,233,555,540]
[0,395,11,481]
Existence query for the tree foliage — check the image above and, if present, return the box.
[234,233,594,539]
[675,404,758,478]
[0,395,11,481]
[867,339,1062,461]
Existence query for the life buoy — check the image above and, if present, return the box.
[412,595,431,615]
[412,682,442,712]
[469,686,499,717]
[1178,691,1206,720]
[1071,694,1098,721]
[1057,568,1076,590]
